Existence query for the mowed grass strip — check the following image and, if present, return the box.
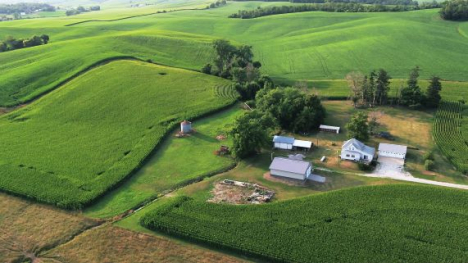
[0,60,235,209]
[85,106,243,218]
[141,185,468,263]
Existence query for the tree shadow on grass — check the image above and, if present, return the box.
[192,132,218,143]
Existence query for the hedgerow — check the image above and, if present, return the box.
[0,60,236,209]
[141,185,468,263]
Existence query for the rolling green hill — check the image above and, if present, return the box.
[141,184,468,263]
[1,2,467,106]
[0,60,235,208]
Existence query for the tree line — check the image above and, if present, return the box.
[208,0,227,9]
[229,2,441,18]
[440,0,468,21]
[0,3,55,14]
[66,6,100,16]
[0,35,50,53]
[232,0,418,4]
[346,67,442,110]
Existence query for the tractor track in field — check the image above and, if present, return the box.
[65,8,204,27]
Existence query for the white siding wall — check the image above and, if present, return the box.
[379,151,405,159]
[341,151,361,161]
[274,142,293,150]
[270,169,305,180]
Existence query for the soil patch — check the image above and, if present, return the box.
[208,180,274,205]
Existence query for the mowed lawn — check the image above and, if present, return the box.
[85,106,243,218]
[140,185,468,263]
[0,60,235,209]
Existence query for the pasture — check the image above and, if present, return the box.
[1,2,468,106]
[141,185,468,263]
[85,106,242,218]
[0,60,235,209]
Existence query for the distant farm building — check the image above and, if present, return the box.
[273,136,313,151]
[320,125,340,134]
[180,120,192,134]
[269,157,312,181]
[341,138,375,163]
[273,136,295,150]
[378,143,407,160]
[293,139,312,151]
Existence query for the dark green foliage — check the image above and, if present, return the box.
[425,76,442,108]
[346,111,369,141]
[66,6,100,16]
[201,63,212,74]
[1,35,49,52]
[440,0,468,21]
[400,66,424,107]
[141,185,468,263]
[208,0,227,9]
[433,101,468,174]
[0,3,55,14]
[229,3,440,19]
[424,159,435,171]
[230,110,275,158]
[375,69,391,105]
[423,150,434,161]
[256,87,326,133]
[290,0,417,4]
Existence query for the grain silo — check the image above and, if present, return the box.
[180,120,192,134]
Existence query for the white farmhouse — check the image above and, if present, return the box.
[269,157,312,181]
[341,138,375,163]
[273,136,295,150]
[378,143,407,160]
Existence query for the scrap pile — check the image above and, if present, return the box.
[208,179,275,204]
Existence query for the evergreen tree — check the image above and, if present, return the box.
[425,76,442,108]
[400,66,423,107]
[346,112,369,141]
[375,69,391,105]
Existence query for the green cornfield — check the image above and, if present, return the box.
[141,185,468,263]
[0,60,235,209]
[433,101,468,174]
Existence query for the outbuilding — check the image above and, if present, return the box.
[293,139,312,151]
[273,136,295,150]
[180,120,192,134]
[378,143,407,160]
[269,157,312,181]
[320,125,340,134]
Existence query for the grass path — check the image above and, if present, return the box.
[84,106,244,218]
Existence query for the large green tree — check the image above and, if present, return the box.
[230,110,276,159]
[425,76,442,108]
[346,112,369,141]
[440,0,468,21]
[212,39,237,74]
[256,87,326,133]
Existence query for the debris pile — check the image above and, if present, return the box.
[208,179,275,205]
[214,145,230,156]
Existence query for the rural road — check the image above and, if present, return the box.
[315,167,468,190]
[362,173,468,190]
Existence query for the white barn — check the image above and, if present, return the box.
[269,157,312,181]
[378,143,407,160]
[293,139,312,151]
[341,138,375,163]
[273,136,295,150]
[320,125,340,134]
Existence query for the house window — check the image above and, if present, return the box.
[364,155,368,160]
[346,154,350,157]
[351,155,355,158]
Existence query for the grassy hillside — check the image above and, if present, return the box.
[0,3,467,106]
[0,60,235,208]
[141,185,468,263]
